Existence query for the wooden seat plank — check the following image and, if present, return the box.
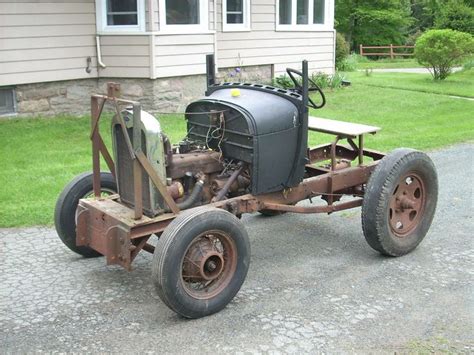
[308,116,381,137]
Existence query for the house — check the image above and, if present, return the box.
[0,0,336,116]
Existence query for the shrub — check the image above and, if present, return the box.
[435,0,474,35]
[335,33,350,70]
[337,53,359,72]
[272,72,347,90]
[272,74,294,89]
[415,29,474,80]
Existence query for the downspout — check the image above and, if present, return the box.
[213,0,218,75]
[96,36,107,69]
[148,0,156,79]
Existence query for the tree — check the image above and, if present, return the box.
[435,0,474,34]
[415,29,474,80]
[335,0,412,51]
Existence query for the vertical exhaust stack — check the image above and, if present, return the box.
[206,54,216,96]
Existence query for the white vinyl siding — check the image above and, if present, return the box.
[98,35,151,78]
[0,1,98,86]
[216,0,335,75]
[154,34,214,77]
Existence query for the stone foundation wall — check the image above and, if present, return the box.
[10,64,273,117]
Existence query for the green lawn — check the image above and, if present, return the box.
[345,69,474,98]
[1,71,473,227]
[357,58,423,70]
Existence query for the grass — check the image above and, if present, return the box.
[345,69,474,98]
[357,58,423,70]
[1,71,473,227]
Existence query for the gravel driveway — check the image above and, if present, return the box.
[1,143,473,353]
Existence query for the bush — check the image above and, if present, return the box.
[272,74,294,89]
[335,33,350,70]
[272,72,347,90]
[337,53,359,72]
[415,29,474,80]
[435,0,474,35]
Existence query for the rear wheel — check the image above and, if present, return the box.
[152,207,250,318]
[54,172,117,257]
[362,149,438,256]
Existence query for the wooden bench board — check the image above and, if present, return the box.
[308,116,381,137]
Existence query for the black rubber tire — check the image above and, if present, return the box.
[362,148,438,256]
[54,171,117,258]
[152,207,250,319]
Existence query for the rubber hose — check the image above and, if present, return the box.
[165,180,204,212]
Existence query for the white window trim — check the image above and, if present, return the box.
[95,0,146,33]
[222,0,251,32]
[276,0,334,32]
[158,0,209,34]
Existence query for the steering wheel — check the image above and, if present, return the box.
[286,68,326,109]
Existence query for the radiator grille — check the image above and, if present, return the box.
[114,125,157,216]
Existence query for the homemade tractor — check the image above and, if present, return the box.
[55,55,438,318]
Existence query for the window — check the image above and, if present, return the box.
[159,0,209,33]
[223,0,251,31]
[0,88,16,115]
[96,0,145,32]
[277,0,332,30]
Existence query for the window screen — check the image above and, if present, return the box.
[297,0,309,24]
[0,88,15,115]
[313,0,325,24]
[166,0,200,25]
[106,0,138,26]
[227,0,244,24]
[279,0,292,24]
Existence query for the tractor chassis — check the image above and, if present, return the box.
[78,96,385,270]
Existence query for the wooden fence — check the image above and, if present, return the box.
[359,44,415,59]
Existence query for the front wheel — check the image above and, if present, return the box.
[152,207,250,318]
[362,148,438,256]
[54,172,117,257]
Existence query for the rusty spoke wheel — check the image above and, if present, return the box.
[55,172,117,258]
[389,174,425,237]
[362,149,438,256]
[152,207,250,319]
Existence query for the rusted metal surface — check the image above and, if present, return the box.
[389,173,426,237]
[181,232,237,299]
[79,81,389,271]
[212,163,245,202]
[167,151,223,179]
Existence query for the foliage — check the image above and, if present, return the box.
[463,57,474,70]
[310,72,347,89]
[337,53,359,71]
[415,29,474,79]
[335,0,412,50]
[335,32,350,70]
[272,73,347,90]
[435,0,474,34]
[272,74,294,89]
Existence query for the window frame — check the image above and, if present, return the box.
[158,0,209,34]
[96,0,146,33]
[276,0,334,31]
[222,0,251,32]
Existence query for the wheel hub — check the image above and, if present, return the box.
[389,174,426,237]
[182,237,225,281]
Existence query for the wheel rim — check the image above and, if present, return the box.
[389,173,426,237]
[181,230,237,300]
